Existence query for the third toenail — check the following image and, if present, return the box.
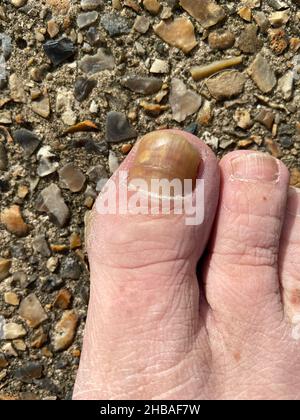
[231,153,279,183]
[128,131,202,191]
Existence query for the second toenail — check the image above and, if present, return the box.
[231,153,280,183]
[128,131,202,194]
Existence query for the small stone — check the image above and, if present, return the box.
[121,76,163,95]
[202,131,219,150]
[37,146,59,177]
[13,129,41,157]
[59,164,86,193]
[253,11,270,32]
[19,294,47,328]
[154,18,197,54]
[36,184,70,228]
[248,54,277,93]
[0,110,11,124]
[208,30,235,50]
[13,340,26,352]
[0,205,29,237]
[31,327,48,349]
[101,13,131,37]
[0,34,12,60]
[4,292,20,306]
[234,109,253,129]
[197,100,214,126]
[63,120,98,135]
[0,258,11,281]
[143,0,161,15]
[0,143,8,171]
[121,144,132,154]
[268,28,288,55]
[238,25,262,54]
[266,138,282,158]
[33,235,51,257]
[2,342,18,357]
[87,165,108,184]
[269,11,289,27]
[106,112,137,143]
[133,16,150,34]
[79,49,115,74]
[206,72,246,100]
[267,0,288,9]
[47,19,60,38]
[17,185,29,199]
[238,6,252,22]
[32,94,51,119]
[52,310,78,352]
[9,74,26,103]
[14,362,43,382]
[3,323,26,340]
[180,0,226,28]
[74,77,97,102]
[150,59,169,74]
[54,289,72,309]
[109,150,119,174]
[0,353,8,368]
[290,38,300,52]
[70,233,82,250]
[290,168,300,188]
[10,0,27,7]
[169,78,202,123]
[43,37,76,66]
[81,0,102,10]
[277,71,294,100]
[241,0,261,7]
[77,11,99,29]
[140,101,168,115]
[61,256,82,280]
[46,256,59,273]
[255,109,275,130]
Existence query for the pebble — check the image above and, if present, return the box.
[234,109,253,129]
[0,55,7,89]
[277,71,294,100]
[180,0,226,28]
[19,294,47,328]
[253,11,270,32]
[10,0,27,7]
[47,256,59,273]
[9,74,26,103]
[109,150,119,174]
[79,49,115,74]
[0,205,29,237]
[208,30,235,50]
[43,38,76,66]
[0,353,8,368]
[36,184,70,228]
[33,235,51,257]
[61,256,82,280]
[37,146,59,177]
[268,28,288,55]
[206,71,246,100]
[143,0,161,15]
[3,323,26,340]
[54,289,72,309]
[30,327,48,349]
[238,6,252,22]
[74,77,97,102]
[81,0,102,10]
[106,111,137,143]
[52,310,78,352]
[150,59,169,74]
[32,94,51,119]
[268,0,288,9]
[133,16,150,34]
[47,19,60,38]
[4,292,20,306]
[14,362,43,382]
[0,34,12,60]
[0,143,8,171]
[101,13,131,37]
[169,78,202,123]
[154,18,197,54]
[290,168,300,187]
[255,109,275,130]
[77,11,99,29]
[59,164,86,193]
[269,11,289,27]
[0,258,11,281]
[197,100,214,126]
[87,165,108,184]
[13,129,41,157]
[248,54,277,93]
[238,24,262,54]
[121,76,163,95]
[2,342,18,357]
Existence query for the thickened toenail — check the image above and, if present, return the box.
[231,153,279,183]
[128,131,202,192]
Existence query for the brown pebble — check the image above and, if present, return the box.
[265,138,282,158]
[63,120,98,135]
[54,289,72,310]
[0,205,29,237]
[208,30,235,50]
[143,0,161,15]
[0,258,11,281]
[153,18,197,54]
[268,28,288,55]
[70,232,82,249]
[52,310,78,352]
[121,144,132,154]
[50,244,69,253]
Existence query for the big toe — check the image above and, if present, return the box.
[74,130,220,399]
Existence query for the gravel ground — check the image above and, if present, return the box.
[0,0,300,400]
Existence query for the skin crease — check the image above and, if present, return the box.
[73,130,300,400]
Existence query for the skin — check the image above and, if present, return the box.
[73,130,300,400]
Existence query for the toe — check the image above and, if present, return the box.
[205,151,290,323]
[280,187,300,323]
[74,130,220,399]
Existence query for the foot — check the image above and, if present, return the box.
[73,130,300,400]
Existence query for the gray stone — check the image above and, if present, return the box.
[238,25,262,54]
[13,129,41,157]
[77,11,99,29]
[121,76,163,95]
[36,183,70,228]
[61,256,82,280]
[133,16,150,33]
[0,33,12,60]
[59,164,86,192]
[19,294,47,328]
[169,78,202,123]
[81,0,102,10]
[43,38,76,66]
[101,13,131,36]
[106,111,137,143]
[248,53,277,93]
[79,49,115,74]
[206,72,246,100]
[0,143,8,171]
[74,77,97,102]
[33,235,51,257]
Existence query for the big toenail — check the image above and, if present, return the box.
[231,153,280,183]
[287,187,300,216]
[128,131,202,192]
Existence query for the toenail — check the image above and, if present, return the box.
[230,153,280,183]
[128,131,202,192]
[287,187,300,216]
